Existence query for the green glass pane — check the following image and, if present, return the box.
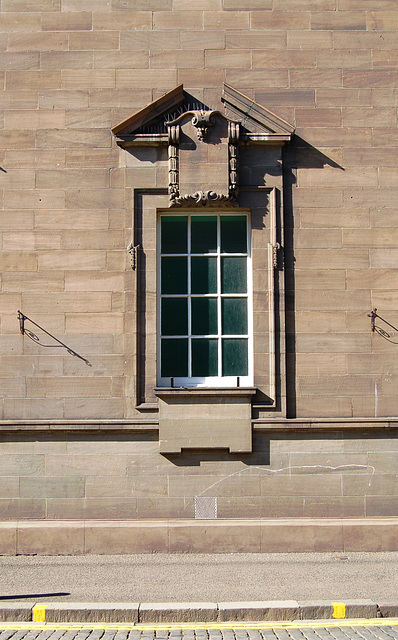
[222,338,248,376]
[161,298,187,336]
[222,297,247,335]
[161,216,187,254]
[161,339,188,377]
[161,257,187,294]
[191,216,217,253]
[191,257,217,294]
[192,339,218,377]
[221,257,247,294]
[220,216,247,253]
[191,297,218,335]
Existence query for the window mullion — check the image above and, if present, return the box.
[217,214,222,378]
[187,214,192,378]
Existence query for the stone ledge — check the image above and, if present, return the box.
[1,417,398,434]
[0,600,393,623]
[1,518,398,555]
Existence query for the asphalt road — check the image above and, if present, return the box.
[1,552,398,604]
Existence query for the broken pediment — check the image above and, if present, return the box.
[112,84,294,208]
[112,83,295,147]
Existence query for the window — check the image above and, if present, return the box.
[157,212,252,388]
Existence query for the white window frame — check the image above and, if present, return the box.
[156,210,253,388]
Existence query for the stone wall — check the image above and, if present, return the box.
[0,427,397,521]
[0,0,398,533]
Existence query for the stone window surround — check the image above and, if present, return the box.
[133,186,280,416]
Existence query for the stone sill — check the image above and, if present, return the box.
[155,387,256,397]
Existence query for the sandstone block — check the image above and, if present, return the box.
[0,52,39,70]
[113,0,170,7]
[0,499,45,519]
[40,90,89,109]
[8,32,68,51]
[226,69,288,88]
[256,89,314,107]
[312,11,366,30]
[253,50,315,69]
[94,11,151,30]
[204,10,249,30]
[69,31,119,51]
[116,69,177,89]
[0,13,40,30]
[316,88,371,107]
[64,399,124,420]
[2,0,59,9]
[94,50,148,69]
[206,49,251,69]
[46,498,138,520]
[169,520,261,553]
[287,30,333,49]
[17,522,85,555]
[62,70,115,89]
[36,129,111,149]
[3,399,64,420]
[6,70,61,90]
[42,12,92,31]
[63,0,111,9]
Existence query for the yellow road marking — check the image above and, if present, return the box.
[0,619,396,631]
[332,602,346,619]
[32,605,47,623]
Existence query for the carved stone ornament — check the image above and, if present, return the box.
[171,190,238,207]
[191,110,216,141]
[167,113,240,208]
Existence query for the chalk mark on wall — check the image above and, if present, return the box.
[196,464,376,497]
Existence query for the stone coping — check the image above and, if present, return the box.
[0,600,395,623]
[1,518,398,555]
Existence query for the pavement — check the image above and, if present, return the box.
[1,553,398,624]
[0,621,398,640]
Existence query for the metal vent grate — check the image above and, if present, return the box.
[194,496,217,519]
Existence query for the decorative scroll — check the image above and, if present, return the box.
[171,190,237,207]
[191,110,216,141]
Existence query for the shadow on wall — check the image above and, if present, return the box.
[283,136,344,419]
